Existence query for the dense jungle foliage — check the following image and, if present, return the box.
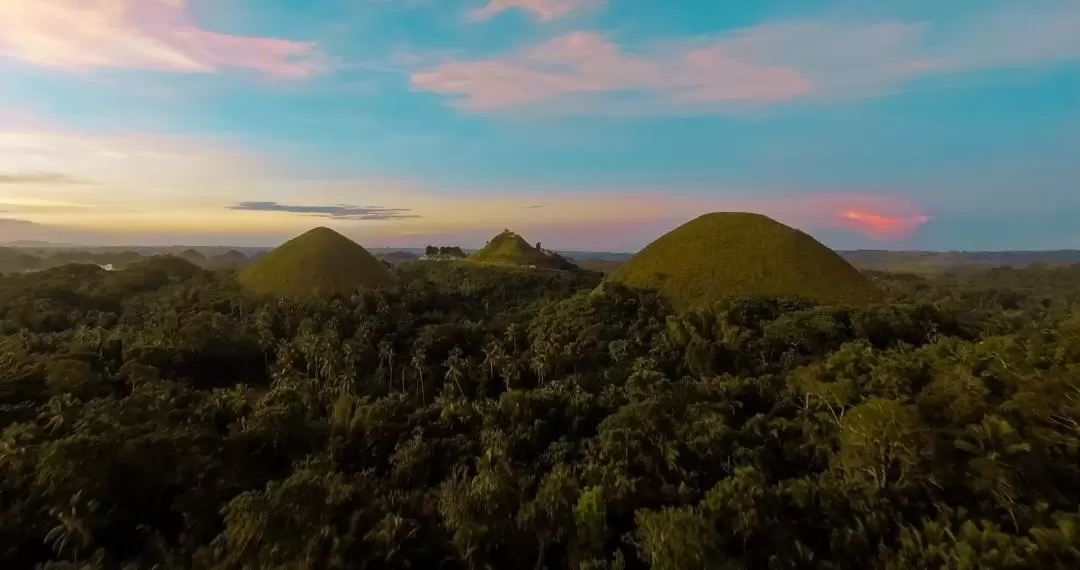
[2,257,1080,569]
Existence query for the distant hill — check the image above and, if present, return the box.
[841,250,1080,274]
[207,250,249,269]
[607,212,882,309]
[238,227,397,298]
[2,240,80,248]
[377,251,421,265]
[574,259,625,274]
[471,230,577,270]
[179,249,208,267]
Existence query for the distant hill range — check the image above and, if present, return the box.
[5,240,1080,276]
[839,250,1080,274]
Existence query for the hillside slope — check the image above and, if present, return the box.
[239,227,396,298]
[471,230,577,270]
[607,212,881,308]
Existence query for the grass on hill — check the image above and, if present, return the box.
[470,230,577,270]
[239,227,396,298]
[607,212,882,309]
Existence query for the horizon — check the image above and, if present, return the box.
[8,228,1080,257]
[2,1,1079,251]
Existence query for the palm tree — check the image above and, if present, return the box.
[45,492,96,561]
[444,348,468,397]
[481,341,506,387]
[412,349,427,403]
[42,394,78,434]
[378,341,396,392]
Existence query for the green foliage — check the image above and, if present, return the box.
[425,246,468,260]
[238,227,397,299]
[0,253,1079,569]
[634,506,721,570]
[607,212,883,309]
[470,230,577,270]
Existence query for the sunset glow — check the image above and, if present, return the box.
[836,210,932,239]
[1,0,1077,250]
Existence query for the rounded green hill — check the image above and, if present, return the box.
[606,212,882,309]
[470,230,576,270]
[239,227,396,298]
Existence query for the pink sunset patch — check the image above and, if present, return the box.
[836,209,931,238]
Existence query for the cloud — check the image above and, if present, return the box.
[228,202,421,221]
[411,32,811,111]
[0,172,89,185]
[836,210,931,239]
[469,0,604,22]
[0,0,325,78]
[786,194,931,239]
[414,2,1080,114]
[525,203,550,209]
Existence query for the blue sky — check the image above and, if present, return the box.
[0,0,1077,250]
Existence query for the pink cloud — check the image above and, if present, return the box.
[411,32,811,111]
[766,193,931,239]
[633,192,932,241]
[835,210,930,239]
[417,3,1080,114]
[0,0,325,78]
[508,192,931,249]
[469,0,604,22]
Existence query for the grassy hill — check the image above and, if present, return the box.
[470,230,577,270]
[607,212,882,309]
[239,227,396,298]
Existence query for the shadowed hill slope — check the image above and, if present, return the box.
[239,227,396,298]
[470,230,577,270]
[607,212,881,309]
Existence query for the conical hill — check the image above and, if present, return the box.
[239,227,396,298]
[471,230,576,270]
[208,250,249,269]
[606,212,881,309]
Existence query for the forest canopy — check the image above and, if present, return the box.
[1,257,1080,569]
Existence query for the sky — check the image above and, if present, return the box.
[0,0,1078,251]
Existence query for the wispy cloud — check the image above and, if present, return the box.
[414,2,1080,114]
[469,0,604,22]
[0,0,325,78]
[0,172,90,185]
[411,32,811,111]
[228,201,421,221]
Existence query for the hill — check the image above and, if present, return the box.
[607,212,881,308]
[471,230,577,270]
[238,227,396,298]
[207,250,249,269]
[179,249,207,266]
